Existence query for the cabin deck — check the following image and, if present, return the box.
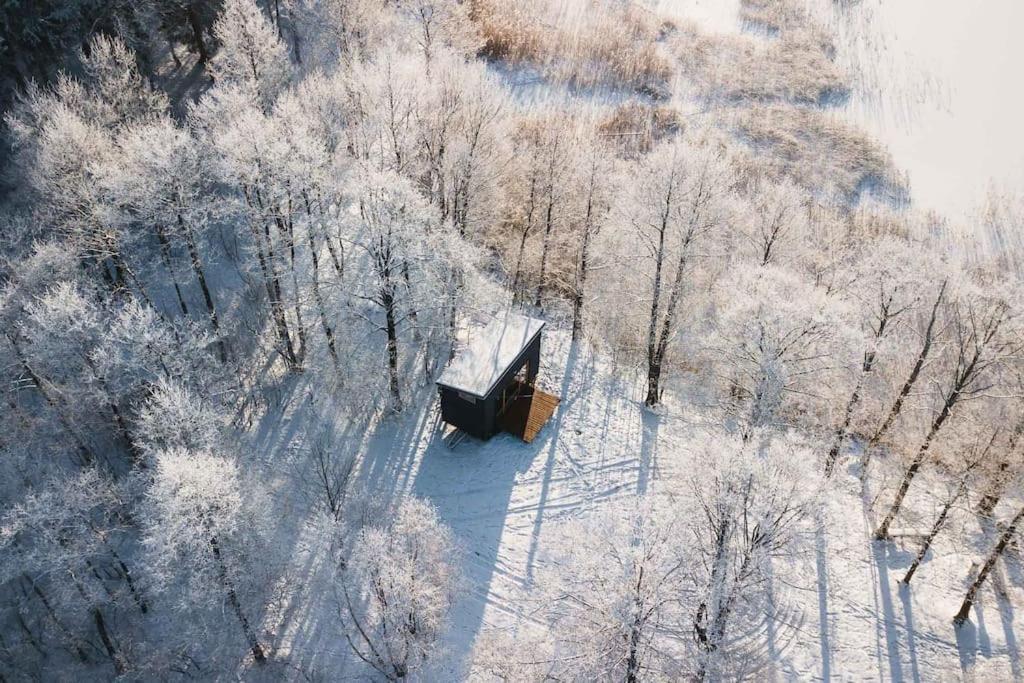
[497,381,561,443]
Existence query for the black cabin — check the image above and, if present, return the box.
[437,313,546,440]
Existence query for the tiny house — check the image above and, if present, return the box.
[437,313,559,442]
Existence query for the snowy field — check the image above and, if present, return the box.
[819,0,1024,224]
[254,328,1024,680]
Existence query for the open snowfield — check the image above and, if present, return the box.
[253,328,1024,680]
[818,0,1024,224]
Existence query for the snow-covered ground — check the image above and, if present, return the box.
[258,328,1024,679]
[820,0,1024,224]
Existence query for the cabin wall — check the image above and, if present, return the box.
[439,387,491,439]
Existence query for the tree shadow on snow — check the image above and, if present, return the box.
[871,541,908,682]
[410,406,544,673]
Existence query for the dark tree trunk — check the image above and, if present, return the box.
[383,289,402,411]
[245,188,298,369]
[24,575,88,662]
[534,194,555,308]
[8,334,95,465]
[875,395,956,539]
[870,281,946,448]
[954,503,1024,625]
[92,608,124,675]
[571,180,597,341]
[187,6,209,63]
[903,478,967,584]
[306,222,339,367]
[179,212,227,362]
[210,537,266,663]
[155,224,189,317]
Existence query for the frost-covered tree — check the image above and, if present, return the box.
[532,502,689,681]
[732,177,807,268]
[569,135,616,340]
[210,0,291,106]
[194,88,314,369]
[343,169,470,410]
[629,137,734,406]
[396,0,482,66]
[0,469,145,676]
[140,448,270,664]
[135,378,226,458]
[824,237,934,475]
[106,116,226,359]
[715,266,855,437]
[293,0,395,64]
[686,432,819,680]
[875,278,1021,539]
[342,496,459,681]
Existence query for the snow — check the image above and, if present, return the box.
[260,328,1024,680]
[654,0,741,35]
[436,312,545,398]
[820,0,1024,222]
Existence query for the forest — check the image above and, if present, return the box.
[1,0,1023,680]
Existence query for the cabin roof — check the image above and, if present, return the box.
[437,313,545,399]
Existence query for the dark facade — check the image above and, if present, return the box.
[438,332,542,439]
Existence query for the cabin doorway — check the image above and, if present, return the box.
[498,361,532,416]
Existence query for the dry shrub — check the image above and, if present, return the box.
[741,0,814,33]
[469,0,548,63]
[732,104,908,205]
[597,100,683,156]
[673,21,846,103]
[469,0,673,96]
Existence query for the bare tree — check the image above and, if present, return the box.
[875,284,1019,539]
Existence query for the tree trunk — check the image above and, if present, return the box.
[903,478,967,584]
[306,223,339,367]
[572,181,596,341]
[245,188,298,369]
[7,334,96,466]
[156,224,189,317]
[383,289,402,412]
[827,341,881,477]
[210,537,266,663]
[511,175,538,304]
[179,213,227,362]
[874,399,954,539]
[187,6,209,63]
[870,281,946,447]
[91,608,124,675]
[534,194,555,308]
[278,201,307,367]
[954,503,1024,624]
[23,575,88,662]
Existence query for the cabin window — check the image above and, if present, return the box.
[457,391,477,403]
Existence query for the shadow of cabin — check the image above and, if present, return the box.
[437,313,560,443]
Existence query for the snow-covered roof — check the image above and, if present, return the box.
[437,313,546,398]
